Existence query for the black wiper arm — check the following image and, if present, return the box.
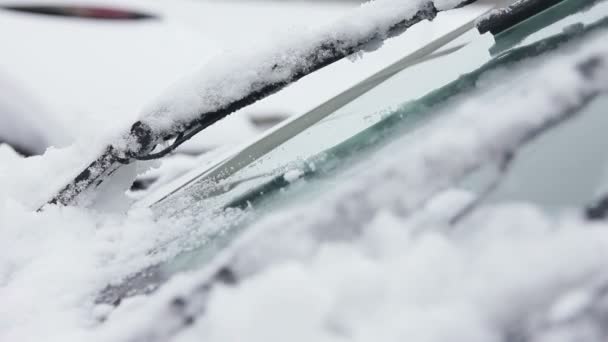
[585,195,608,220]
[42,0,479,209]
[477,0,568,35]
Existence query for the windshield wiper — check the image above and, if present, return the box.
[42,0,480,209]
[486,0,604,55]
[586,195,608,220]
[478,0,569,35]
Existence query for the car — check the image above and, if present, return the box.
[76,0,608,340]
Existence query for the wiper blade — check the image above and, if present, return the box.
[477,0,569,35]
[586,195,608,220]
[42,0,480,209]
[486,0,605,55]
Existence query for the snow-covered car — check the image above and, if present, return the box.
[81,0,608,340]
[4,0,608,341]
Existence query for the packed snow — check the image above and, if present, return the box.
[2,1,608,342]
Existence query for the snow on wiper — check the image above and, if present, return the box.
[94,27,608,342]
[43,0,479,209]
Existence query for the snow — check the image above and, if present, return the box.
[0,144,22,164]
[0,203,153,340]
[0,71,66,154]
[87,27,608,342]
[0,178,244,341]
[548,289,594,323]
[435,0,471,11]
[283,168,305,183]
[170,207,608,342]
[1,1,608,342]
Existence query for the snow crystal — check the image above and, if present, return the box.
[283,168,305,183]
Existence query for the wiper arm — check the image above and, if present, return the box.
[42,0,480,209]
[477,0,569,35]
[586,195,608,220]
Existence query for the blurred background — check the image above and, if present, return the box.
[0,0,368,157]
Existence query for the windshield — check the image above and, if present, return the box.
[458,94,608,212]
[98,0,608,305]
[152,26,494,215]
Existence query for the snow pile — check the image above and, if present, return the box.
[0,176,243,342]
[173,205,608,342]
[435,0,472,11]
[0,203,154,340]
